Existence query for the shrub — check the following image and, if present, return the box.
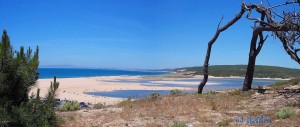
[67,116,75,121]
[286,102,300,108]
[60,101,80,111]
[228,90,240,96]
[217,119,230,126]
[12,100,57,127]
[210,100,217,110]
[204,90,218,96]
[276,107,295,119]
[93,102,106,109]
[0,107,10,127]
[117,97,133,108]
[171,121,187,127]
[170,89,183,95]
[288,78,300,85]
[148,92,161,100]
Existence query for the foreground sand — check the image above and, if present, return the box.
[31,76,220,105]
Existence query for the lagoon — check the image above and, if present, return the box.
[86,77,283,99]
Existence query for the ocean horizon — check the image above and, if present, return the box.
[38,68,169,79]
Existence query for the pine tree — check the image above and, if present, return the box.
[0,29,39,107]
[0,29,60,127]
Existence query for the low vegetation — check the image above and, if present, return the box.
[217,119,230,127]
[93,102,106,109]
[177,65,300,78]
[286,102,300,108]
[170,89,183,96]
[276,107,295,119]
[270,81,286,88]
[60,101,80,111]
[58,78,300,126]
[148,92,161,100]
[171,121,187,127]
[287,78,300,85]
[270,78,300,88]
[117,97,133,108]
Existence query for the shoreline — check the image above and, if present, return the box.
[31,75,285,105]
[32,76,198,105]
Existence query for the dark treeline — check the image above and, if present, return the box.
[177,65,300,78]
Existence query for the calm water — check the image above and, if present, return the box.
[86,78,284,99]
[87,90,174,99]
[38,68,169,79]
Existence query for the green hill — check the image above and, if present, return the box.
[176,65,300,78]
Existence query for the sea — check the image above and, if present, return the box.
[38,68,284,99]
[38,68,168,79]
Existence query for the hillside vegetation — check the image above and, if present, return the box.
[59,79,300,126]
[176,65,300,78]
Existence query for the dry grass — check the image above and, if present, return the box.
[58,82,300,127]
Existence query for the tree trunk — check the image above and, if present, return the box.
[243,29,264,91]
[197,6,246,94]
[243,51,256,91]
[198,43,212,93]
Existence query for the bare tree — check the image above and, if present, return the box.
[198,1,300,94]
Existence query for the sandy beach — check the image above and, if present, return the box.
[31,76,221,105]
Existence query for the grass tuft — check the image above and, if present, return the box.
[170,89,183,96]
[217,119,230,126]
[171,121,187,127]
[67,116,75,121]
[117,97,133,108]
[228,90,240,96]
[286,101,300,108]
[270,81,286,88]
[288,78,300,85]
[276,107,295,119]
[93,102,106,109]
[148,92,161,100]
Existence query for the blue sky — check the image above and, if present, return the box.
[0,0,299,69]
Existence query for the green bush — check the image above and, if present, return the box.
[12,100,57,127]
[276,107,295,119]
[60,101,80,111]
[171,121,187,127]
[148,92,161,100]
[170,89,183,95]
